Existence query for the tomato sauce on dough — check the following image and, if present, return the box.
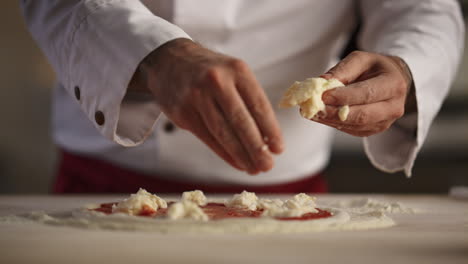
[91,202,332,221]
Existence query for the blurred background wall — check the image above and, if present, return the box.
[0,1,466,194]
[0,1,56,193]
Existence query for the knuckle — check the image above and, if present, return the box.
[229,109,248,125]
[212,124,230,142]
[331,51,369,82]
[395,78,408,97]
[205,67,224,87]
[229,58,249,73]
[393,107,404,119]
[349,50,363,58]
[250,103,265,117]
[331,61,346,73]
[363,82,376,103]
[349,50,368,61]
[354,110,369,125]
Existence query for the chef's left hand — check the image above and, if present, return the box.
[316,51,415,137]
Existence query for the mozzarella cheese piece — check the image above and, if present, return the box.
[167,200,209,221]
[225,191,318,218]
[256,198,284,210]
[182,190,207,206]
[225,190,258,210]
[110,189,318,221]
[260,193,318,218]
[112,188,167,215]
[279,77,349,121]
[338,105,350,121]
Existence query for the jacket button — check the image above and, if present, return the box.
[164,121,175,133]
[95,111,105,126]
[74,86,80,101]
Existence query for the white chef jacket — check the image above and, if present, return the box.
[21,0,464,186]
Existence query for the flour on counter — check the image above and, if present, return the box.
[325,198,416,214]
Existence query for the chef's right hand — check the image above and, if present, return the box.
[130,38,284,174]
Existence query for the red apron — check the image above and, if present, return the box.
[53,149,328,194]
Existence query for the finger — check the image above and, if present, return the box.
[317,100,403,126]
[313,116,392,134]
[335,127,376,137]
[188,111,246,171]
[321,51,375,85]
[211,80,274,173]
[335,124,392,137]
[197,97,259,174]
[322,74,406,106]
[231,60,284,154]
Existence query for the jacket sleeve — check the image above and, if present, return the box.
[20,0,191,146]
[357,0,464,176]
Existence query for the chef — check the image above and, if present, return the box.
[21,0,464,193]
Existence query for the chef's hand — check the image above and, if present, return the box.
[130,38,284,174]
[316,51,415,137]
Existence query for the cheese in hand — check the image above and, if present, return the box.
[279,77,349,121]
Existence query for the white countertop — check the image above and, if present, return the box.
[0,194,467,264]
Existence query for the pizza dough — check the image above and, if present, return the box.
[0,190,416,234]
[280,77,349,121]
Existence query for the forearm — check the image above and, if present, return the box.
[21,0,191,146]
[358,0,465,175]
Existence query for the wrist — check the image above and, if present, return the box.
[388,56,417,114]
[128,38,195,94]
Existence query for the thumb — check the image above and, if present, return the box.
[321,51,374,85]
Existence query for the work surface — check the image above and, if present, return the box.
[0,194,467,264]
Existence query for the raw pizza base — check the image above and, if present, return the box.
[1,198,398,234]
